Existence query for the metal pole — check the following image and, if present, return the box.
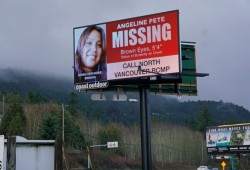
[231,154,235,170]
[201,139,204,164]
[87,146,91,169]
[7,136,16,170]
[2,95,5,115]
[139,84,152,170]
[62,104,64,143]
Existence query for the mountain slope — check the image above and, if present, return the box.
[1,68,250,126]
[0,68,73,101]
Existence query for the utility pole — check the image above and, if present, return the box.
[201,138,204,164]
[87,146,92,170]
[61,104,68,170]
[62,104,64,143]
[2,95,4,115]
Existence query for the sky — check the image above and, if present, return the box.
[0,0,250,110]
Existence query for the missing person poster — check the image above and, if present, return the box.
[74,10,180,90]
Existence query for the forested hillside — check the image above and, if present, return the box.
[1,68,250,169]
[0,93,205,169]
[1,68,250,127]
[0,68,73,102]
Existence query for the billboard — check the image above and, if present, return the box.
[206,123,250,154]
[79,43,198,96]
[74,10,180,90]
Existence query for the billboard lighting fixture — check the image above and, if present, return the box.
[150,76,157,81]
[218,123,250,128]
[91,94,107,101]
[128,99,139,103]
[112,94,127,101]
[182,55,191,60]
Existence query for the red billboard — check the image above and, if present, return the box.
[74,10,180,90]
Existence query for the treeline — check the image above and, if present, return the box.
[1,69,250,168]
[0,91,85,149]
[0,91,209,168]
[75,92,250,129]
[1,68,249,127]
[1,90,249,142]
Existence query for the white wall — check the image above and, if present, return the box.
[3,137,55,170]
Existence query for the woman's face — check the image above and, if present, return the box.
[81,29,102,72]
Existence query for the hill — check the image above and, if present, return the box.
[1,68,250,126]
[0,68,73,102]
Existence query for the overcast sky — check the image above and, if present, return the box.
[0,0,250,110]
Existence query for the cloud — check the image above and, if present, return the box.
[0,0,250,110]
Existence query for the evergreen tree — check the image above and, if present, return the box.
[39,107,85,149]
[185,116,197,131]
[0,93,26,136]
[25,91,47,104]
[63,108,85,149]
[197,106,212,135]
[67,92,77,116]
[40,113,60,140]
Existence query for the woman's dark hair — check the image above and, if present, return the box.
[74,25,107,83]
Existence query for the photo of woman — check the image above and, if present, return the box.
[74,25,107,84]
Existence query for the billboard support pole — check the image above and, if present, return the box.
[230,154,235,170]
[139,84,152,170]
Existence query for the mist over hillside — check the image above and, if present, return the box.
[1,68,250,126]
[0,68,73,101]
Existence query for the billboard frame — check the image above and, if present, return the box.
[206,123,250,155]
